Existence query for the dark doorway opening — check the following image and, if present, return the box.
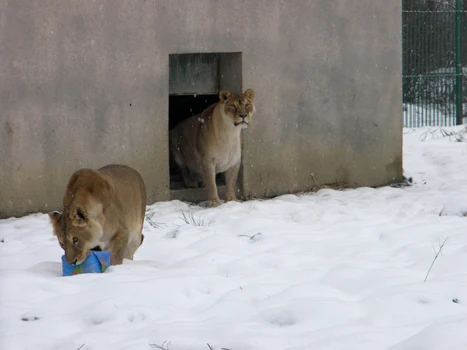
[169,93,220,190]
[168,52,242,201]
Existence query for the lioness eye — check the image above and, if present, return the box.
[230,105,236,110]
[72,237,79,245]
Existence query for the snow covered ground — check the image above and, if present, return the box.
[1,126,467,350]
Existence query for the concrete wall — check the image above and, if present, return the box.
[0,0,402,218]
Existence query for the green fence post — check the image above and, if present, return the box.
[455,0,463,125]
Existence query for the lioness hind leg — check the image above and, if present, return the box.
[181,167,199,188]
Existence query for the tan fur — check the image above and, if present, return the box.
[169,89,255,207]
[48,164,147,266]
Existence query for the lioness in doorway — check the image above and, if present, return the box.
[169,89,255,207]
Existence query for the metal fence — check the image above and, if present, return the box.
[402,0,466,127]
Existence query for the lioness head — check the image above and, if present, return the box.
[48,205,103,265]
[219,88,255,129]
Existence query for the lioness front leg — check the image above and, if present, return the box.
[201,162,221,207]
[225,161,241,202]
[181,167,199,188]
[109,231,129,265]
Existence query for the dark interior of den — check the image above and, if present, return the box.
[168,93,220,189]
[168,52,242,201]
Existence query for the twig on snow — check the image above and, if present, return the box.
[145,212,167,229]
[180,211,210,226]
[150,341,171,349]
[165,228,179,239]
[207,344,231,350]
[237,232,262,243]
[424,237,449,282]
[420,126,467,142]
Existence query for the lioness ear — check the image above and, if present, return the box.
[71,206,87,227]
[243,89,255,100]
[219,90,231,102]
[48,211,62,236]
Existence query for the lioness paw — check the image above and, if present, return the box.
[205,199,221,208]
[225,194,238,202]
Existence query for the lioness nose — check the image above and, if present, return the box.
[240,114,247,119]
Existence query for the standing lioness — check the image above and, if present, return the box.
[170,89,255,207]
[49,164,147,266]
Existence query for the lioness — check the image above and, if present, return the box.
[169,88,255,207]
[49,164,147,266]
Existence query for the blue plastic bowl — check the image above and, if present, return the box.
[61,251,111,276]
